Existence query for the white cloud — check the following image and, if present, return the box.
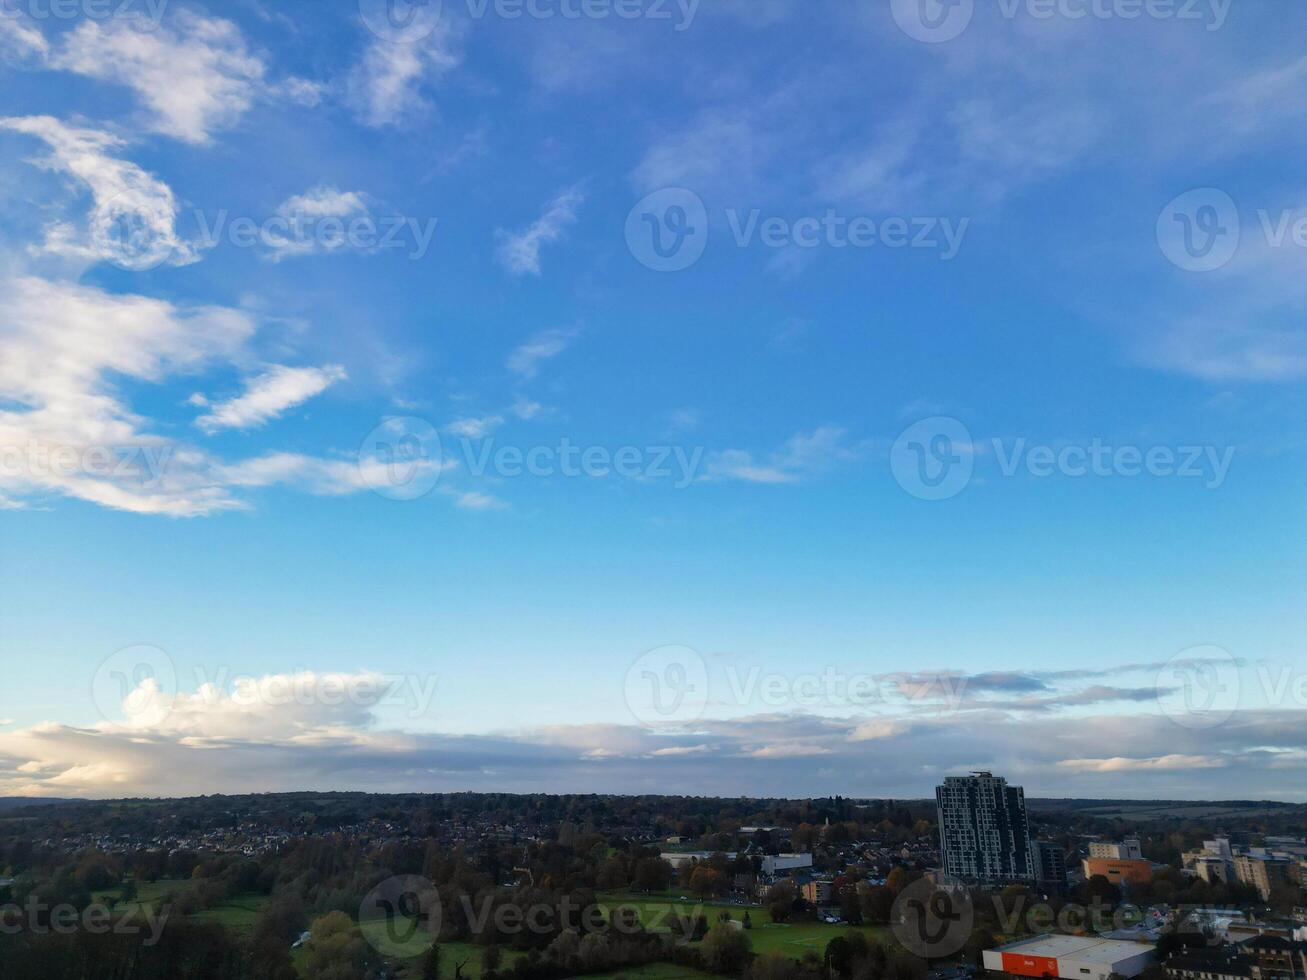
[445,415,504,439]
[1,662,1306,798]
[1058,755,1229,773]
[495,185,585,277]
[511,398,544,420]
[260,185,373,261]
[0,274,450,516]
[454,490,508,511]
[506,327,581,378]
[0,115,199,269]
[0,12,47,61]
[703,427,854,485]
[347,26,460,128]
[49,13,268,145]
[195,364,347,433]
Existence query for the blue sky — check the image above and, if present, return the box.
[1,0,1306,801]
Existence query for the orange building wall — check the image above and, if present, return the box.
[1082,857,1153,884]
[1000,953,1061,977]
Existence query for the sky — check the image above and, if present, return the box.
[0,0,1305,802]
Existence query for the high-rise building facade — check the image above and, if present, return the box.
[1034,840,1070,892]
[936,771,1034,883]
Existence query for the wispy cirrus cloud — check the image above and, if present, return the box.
[48,13,270,145]
[495,185,585,277]
[0,115,200,269]
[193,364,347,433]
[506,327,581,379]
[703,426,855,484]
[347,25,460,128]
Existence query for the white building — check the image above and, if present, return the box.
[762,853,812,876]
[983,935,1155,980]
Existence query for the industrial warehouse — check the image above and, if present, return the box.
[982,935,1157,980]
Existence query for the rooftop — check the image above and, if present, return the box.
[993,935,1155,963]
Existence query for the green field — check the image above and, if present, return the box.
[594,892,891,957]
[90,878,188,918]
[192,892,270,932]
[349,926,525,980]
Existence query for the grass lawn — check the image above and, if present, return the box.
[192,892,270,932]
[350,924,526,980]
[595,892,891,958]
[90,878,188,918]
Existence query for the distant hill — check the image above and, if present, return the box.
[0,797,80,812]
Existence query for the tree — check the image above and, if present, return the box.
[691,865,727,899]
[305,911,369,980]
[769,881,797,923]
[701,922,752,976]
[422,943,442,980]
[482,943,503,973]
[634,857,674,893]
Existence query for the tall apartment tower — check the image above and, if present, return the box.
[936,772,1035,883]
